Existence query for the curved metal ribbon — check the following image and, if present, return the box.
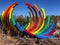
[1,2,56,39]
[2,2,19,33]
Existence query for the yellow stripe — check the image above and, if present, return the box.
[2,11,5,18]
[41,8,46,19]
[33,21,44,34]
[26,14,34,30]
[9,8,14,21]
[1,11,5,28]
[26,16,31,29]
[26,22,30,29]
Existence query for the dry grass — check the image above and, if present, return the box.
[0,28,60,45]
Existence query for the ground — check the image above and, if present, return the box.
[0,28,60,45]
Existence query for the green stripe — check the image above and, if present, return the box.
[11,15,16,26]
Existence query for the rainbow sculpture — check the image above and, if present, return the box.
[1,2,56,39]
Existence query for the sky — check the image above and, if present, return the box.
[0,0,60,16]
